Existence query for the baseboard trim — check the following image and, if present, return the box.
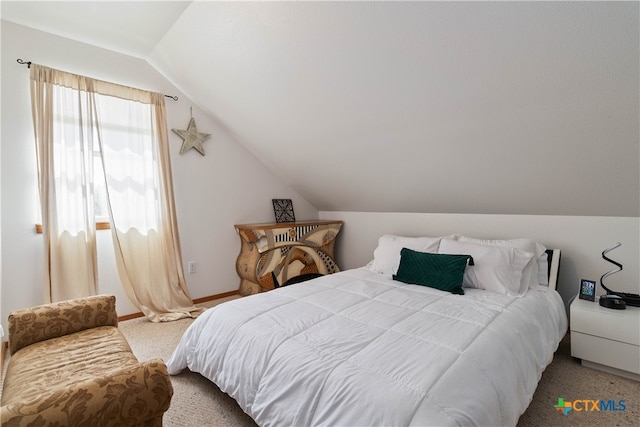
[193,290,238,304]
[118,312,146,322]
[117,290,239,322]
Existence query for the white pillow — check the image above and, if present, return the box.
[369,235,441,275]
[455,235,547,291]
[439,238,535,296]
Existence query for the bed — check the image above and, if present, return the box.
[167,234,568,426]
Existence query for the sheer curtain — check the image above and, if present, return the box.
[31,64,202,321]
[30,65,99,302]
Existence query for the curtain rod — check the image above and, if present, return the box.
[17,58,178,101]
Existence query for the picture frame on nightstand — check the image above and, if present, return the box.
[579,279,596,302]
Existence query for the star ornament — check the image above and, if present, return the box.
[172,117,211,156]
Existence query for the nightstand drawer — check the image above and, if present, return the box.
[571,331,640,375]
[570,298,640,346]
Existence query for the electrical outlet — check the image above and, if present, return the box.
[188,261,197,274]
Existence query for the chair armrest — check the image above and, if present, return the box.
[8,294,118,355]
[1,359,173,427]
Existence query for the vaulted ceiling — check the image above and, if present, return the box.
[2,1,638,217]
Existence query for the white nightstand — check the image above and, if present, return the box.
[570,297,640,381]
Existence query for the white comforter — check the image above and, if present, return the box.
[167,268,567,426]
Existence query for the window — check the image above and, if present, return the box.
[94,93,161,232]
[36,90,161,234]
[31,63,197,318]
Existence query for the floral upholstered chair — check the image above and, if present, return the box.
[1,295,173,427]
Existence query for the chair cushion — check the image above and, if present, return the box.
[2,326,138,406]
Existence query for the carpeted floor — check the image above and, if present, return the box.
[515,333,639,427]
[3,296,639,426]
[117,296,257,427]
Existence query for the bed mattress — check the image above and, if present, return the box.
[167,267,567,426]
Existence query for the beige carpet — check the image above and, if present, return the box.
[3,296,639,426]
[117,296,257,427]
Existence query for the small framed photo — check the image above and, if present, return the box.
[579,279,596,302]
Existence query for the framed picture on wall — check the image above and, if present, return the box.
[272,199,295,223]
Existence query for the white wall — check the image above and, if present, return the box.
[0,21,318,335]
[320,211,640,314]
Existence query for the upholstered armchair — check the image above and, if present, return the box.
[1,295,173,427]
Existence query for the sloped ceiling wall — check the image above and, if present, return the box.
[4,1,639,216]
[149,1,639,217]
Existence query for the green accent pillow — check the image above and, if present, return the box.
[392,248,474,295]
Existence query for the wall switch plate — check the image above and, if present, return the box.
[188,261,197,274]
